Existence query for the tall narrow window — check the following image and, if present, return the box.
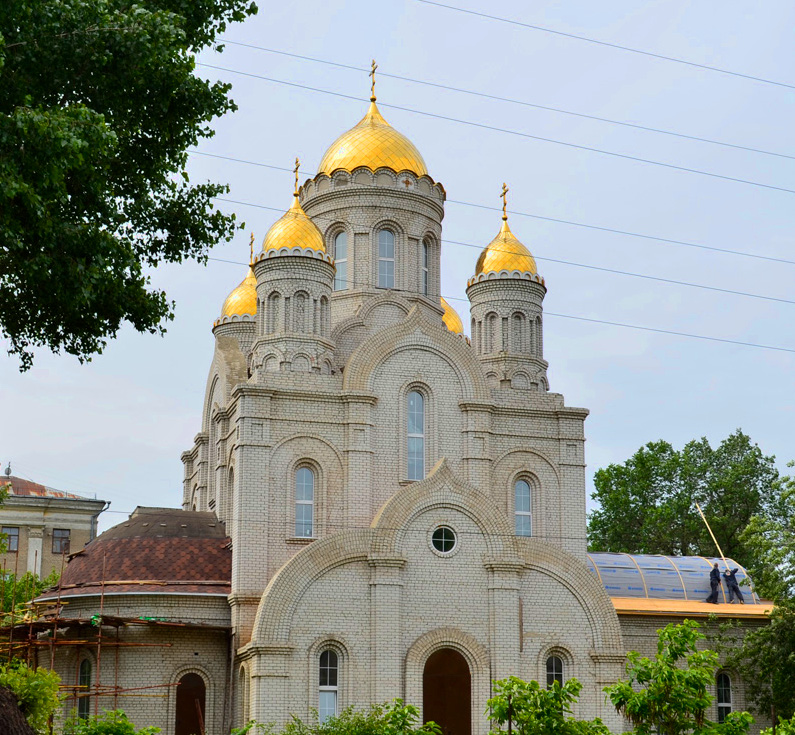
[546,656,563,688]
[52,529,70,554]
[407,391,425,480]
[422,240,429,295]
[295,467,315,538]
[515,479,532,536]
[78,659,91,719]
[334,232,348,290]
[377,229,395,288]
[2,527,19,552]
[717,673,732,723]
[319,650,338,723]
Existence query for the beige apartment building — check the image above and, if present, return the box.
[0,473,107,579]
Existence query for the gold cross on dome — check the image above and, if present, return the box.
[501,182,509,220]
[249,232,255,264]
[293,157,300,195]
[370,59,378,101]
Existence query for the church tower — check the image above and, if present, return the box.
[250,160,336,377]
[298,62,448,334]
[466,185,549,391]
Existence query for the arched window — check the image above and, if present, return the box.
[267,292,281,333]
[512,313,525,352]
[407,391,425,480]
[377,229,395,288]
[422,240,430,295]
[320,296,330,336]
[334,232,348,291]
[295,467,315,538]
[319,650,339,723]
[717,673,732,723]
[77,659,91,719]
[546,655,564,688]
[485,313,497,353]
[515,479,532,536]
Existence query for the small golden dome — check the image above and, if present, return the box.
[262,195,325,253]
[474,219,537,276]
[220,266,257,318]
[317,100,428,177]
[440,296,464,335]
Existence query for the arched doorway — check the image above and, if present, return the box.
[175,673,206,735]
[423,648,471,735]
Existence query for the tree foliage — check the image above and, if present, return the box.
[605,620,752,735]
[717,464,795,719]
[0,661,61,735]
[587,430,779,565]
[487,676,610,735]
[0,0,257,369]
[236,700,440,735]
[63,710,161,735]
[1,569,61,626]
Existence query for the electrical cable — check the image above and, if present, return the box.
[415,0,795,91]
[205,250,795,355]
[217,39,795,161]
[210,194,795,307]
[197,63,795,196]
[189,150,795,267]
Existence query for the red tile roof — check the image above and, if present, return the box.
[1,475,93,500]
[39,507,231,599]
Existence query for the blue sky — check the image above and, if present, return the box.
[2,0,793,532]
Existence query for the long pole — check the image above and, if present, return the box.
[694,501,729,568]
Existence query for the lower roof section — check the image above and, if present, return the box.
[611,596,773,619]
[588,552,762,604]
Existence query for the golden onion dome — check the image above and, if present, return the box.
[440,296,464,335]
[220,265,257,319]
[474,218,537,276]
[317,100,428,177]
[262,194,325,253]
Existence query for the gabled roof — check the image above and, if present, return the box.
[0,475,95,501]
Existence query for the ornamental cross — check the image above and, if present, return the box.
[293,157,300,195]
[249,232,255,264]
[370,59,378,101]
[501,182,509,220]
[403,178,412,189]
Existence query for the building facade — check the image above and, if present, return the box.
[0,473,107,579]
[35,86,771,735]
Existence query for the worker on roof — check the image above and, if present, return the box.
[705,563,722,604]
[723,567,745,603]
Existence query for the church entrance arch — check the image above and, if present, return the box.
[422,648,472,735]
[175,673,206,735]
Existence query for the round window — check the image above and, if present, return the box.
[431,526,456,554]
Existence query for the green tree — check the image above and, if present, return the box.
[1,569,61,625]
[587,430,779,565]
[605,620,753,735]
[0,0,257,369]
[718,464,795,719]
[0,661,61,735]
[63,710,161,735]
[487,676,610,735]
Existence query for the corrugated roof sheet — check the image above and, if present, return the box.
[588,552,761,604]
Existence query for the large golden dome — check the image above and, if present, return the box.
[220,266,257,319]
[317,100,428,177]
[474,218,537,276]
[440,296,464,334]
[262,195,325,253]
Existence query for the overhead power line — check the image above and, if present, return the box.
[198,62,795,197]
[416,0,795,91]
[212,194,794,307]
[206,250,795,356]
[189,149,795,267]
[218,39,794,161]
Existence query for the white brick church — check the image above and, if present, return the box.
[38,83,770,735]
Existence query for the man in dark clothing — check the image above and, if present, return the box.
[723,567,745,603]
[706,562,722,603]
